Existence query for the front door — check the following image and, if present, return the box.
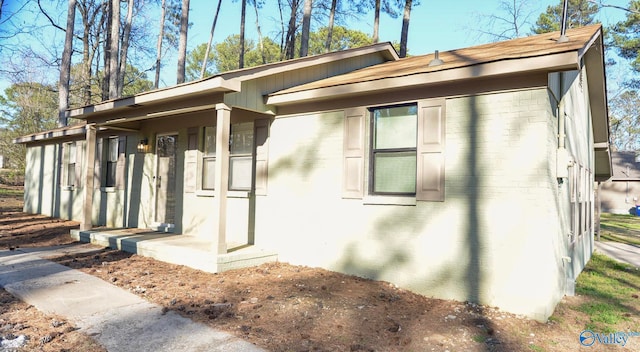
[155,134,178,226]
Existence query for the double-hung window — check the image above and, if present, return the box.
[370,104,418,195]
[229,122,254,191]
[201,122,255,191]
[64,142,76,187]
[105,137,119,187]
[202,126,217,190]
[343,99,445,202]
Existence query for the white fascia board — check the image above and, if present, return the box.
[13,126,86,144]
[266,52,580,106]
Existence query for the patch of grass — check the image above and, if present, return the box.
[472,335,487,343]
[574,251,640,333]
[599,213,640,246]
[528,344,544,352]
[577,302,626,325]
[0,187,23,197]
[600,213,640,230]
[547,315,562,324]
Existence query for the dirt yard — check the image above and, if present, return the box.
[0,185,630,351]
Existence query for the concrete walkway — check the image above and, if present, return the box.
[594,240,640,268]
[0,245,266,352]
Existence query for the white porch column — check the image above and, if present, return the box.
[81,124,96,231]
[213,103,231,254]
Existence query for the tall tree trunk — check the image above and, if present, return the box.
[201,0,223,79]
[324,0,337,52]
[277,0,285,60]
[239,0,246,69]
[102,0,112,100]
[373,0,380,43]
[154,0,166,88]
[58,0,76,127]
[253,0,266,64]
[176,0,190,84]
[78,1,91,105]
[299,0,312,57]
[284,0,299,60]
[117,0,134,97]
[399,0,411,58]
[108,0,120,99]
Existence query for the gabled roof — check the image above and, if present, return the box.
[267,25,604,104]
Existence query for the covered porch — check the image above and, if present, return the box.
[70,228,278,273]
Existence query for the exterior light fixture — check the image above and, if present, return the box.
[428,50,444,67]
[137,138,149,153]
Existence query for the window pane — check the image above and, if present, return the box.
[231,122,253,154]
[373,151,416,193]
[374,106,417,149]
[204,127,216,156]
[69,143,76,163]
[67,163,75,186]
[202,157,216,190]
[106,161,116,187]
[229,156,252,190]
[108,138,118,162]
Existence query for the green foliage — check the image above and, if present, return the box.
[186,43,217,81]
[70,63,153,106]
[185,26,384,80]
[308,26,374,55]
[611,1,640,75]
[0,83,58,170]
[532,0,599,34]
[609,90,640,151]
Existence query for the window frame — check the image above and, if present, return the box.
[201,126,217,191]
[64,142,76,188]
[104,137,119,188]
[229,122,254,191]
[368,103,418,197]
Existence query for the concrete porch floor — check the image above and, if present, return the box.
[70,228,278,273]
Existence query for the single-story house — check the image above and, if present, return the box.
[599,151,640,214]
[15,24,611,321]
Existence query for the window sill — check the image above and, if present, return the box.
[195,190,250,198]
[100,187,117,193]
[196,190,215,197]
[363,195,416,206]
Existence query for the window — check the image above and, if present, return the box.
[229,122,253,191]
[105,137,119,187]
[200,122,255,192]
[202,126,216,190]
[64,142,76,187]
[342,99,445,202]
[370,104,417,195]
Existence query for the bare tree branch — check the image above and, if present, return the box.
[36,0,66,32]
[588,0,640,15]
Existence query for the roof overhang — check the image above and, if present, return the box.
[581,33,612,182]
[66,76,240,120]
[13,125,87,144]
[266,51,582,106]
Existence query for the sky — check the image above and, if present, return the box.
[0,0,632,92]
